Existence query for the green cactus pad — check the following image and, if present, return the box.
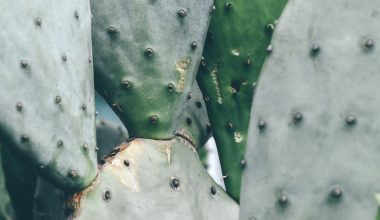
[175,82,211,148]
[96,119,128,159]
[240,0,380,219]
[197,0,288,201]
[66,138,238,220]
[91,0,213,139]
[0,0,97,191]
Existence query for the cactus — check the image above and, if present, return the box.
[175,82,211,148]
[91,0,213,139]
[0,0,97,191]
[5,0,379,218]
[240,0,380,219]
[65,138,238,220]
[197,0,288,201]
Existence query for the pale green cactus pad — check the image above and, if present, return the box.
[240,0,380,219]
[0,0,97,191]
[66,138,238,220]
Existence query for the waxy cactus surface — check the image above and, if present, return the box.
[91,0,213,139]
[0,0,97,192]
[66,138,238,220]
[240,0,380,219]
[197,0,288,201]
[1,0,378,219]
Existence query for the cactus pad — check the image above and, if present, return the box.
[240,0,380,219]
[0,0,97,191]
[66,138,238,220]
[196,0,288,201]
[91,0,213,139]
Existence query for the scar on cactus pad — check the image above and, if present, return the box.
[91,0,213,139]
[65,138,238,220]
[196,0,288,201]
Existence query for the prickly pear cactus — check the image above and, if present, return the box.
[96,119,128,159]
[91,0,213,139]
[1,146,36,220]
[197,0,288,201]
[66,138,239,220]
[240,0,380,219]
[175,82,211,148]
[0,146,13,220]
[0,0,97,191]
